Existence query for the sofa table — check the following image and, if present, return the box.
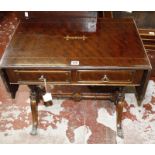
[0,16,151,138]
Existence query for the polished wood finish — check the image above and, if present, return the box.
[113,11,155,77]
[1,19,150,68]
[5,69,143,86]
[116,91,125,138]
[7,69,71,83]
[0,12,151,138]
[29,85,39,135]
[77,70,143,85]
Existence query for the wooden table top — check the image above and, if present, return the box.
[0,18,151,69]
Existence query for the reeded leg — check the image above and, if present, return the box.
[116,94,125,138]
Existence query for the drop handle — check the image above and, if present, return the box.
[38,75,48,92]
[101,75,109,82]
[39,75,46,81]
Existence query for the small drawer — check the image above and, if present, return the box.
[77,70,143,85]
[7,69,71,83]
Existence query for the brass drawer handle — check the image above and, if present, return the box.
[39,75,46,81]
[101,75,109,82]
[38,75,48,91]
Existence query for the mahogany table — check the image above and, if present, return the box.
[0,16,151,138]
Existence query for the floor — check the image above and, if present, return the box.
[0,84,117,144]
[0,80,155,144]
[1,12,155,144]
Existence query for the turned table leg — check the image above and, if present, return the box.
[115,91,125,138]
[29,86,39,135]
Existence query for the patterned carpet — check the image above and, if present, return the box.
[0,80,155,143]
[0,84,116,144]
[122,80,155,144]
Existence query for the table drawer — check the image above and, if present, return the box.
[77,70,143,85]
[6,69,71,83]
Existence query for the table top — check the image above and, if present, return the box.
[0,18,151,69]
